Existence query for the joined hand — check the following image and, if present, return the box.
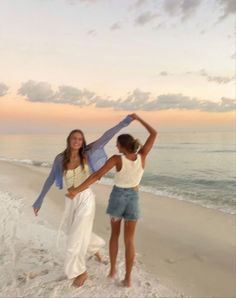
[66,188,78,199]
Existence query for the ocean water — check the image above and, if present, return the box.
[0,130,235,214]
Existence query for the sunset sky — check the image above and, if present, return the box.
[0,0,235,133]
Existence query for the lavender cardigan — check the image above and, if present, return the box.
[32,115,133,209]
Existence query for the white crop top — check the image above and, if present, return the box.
[64,163,90,189]
[114,154,144,188]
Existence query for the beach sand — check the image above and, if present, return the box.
[0,160,235,297]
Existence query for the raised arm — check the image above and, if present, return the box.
[132,113,157,158]
[86,115,133,151]
[66,155,118,199]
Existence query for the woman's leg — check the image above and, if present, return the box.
[64,190,95,287]
[123,220,137,287]
[108,218,122,278]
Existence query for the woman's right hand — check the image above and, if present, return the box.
[33,208,40,216]
[129,113,140,120]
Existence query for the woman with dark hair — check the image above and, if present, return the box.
[32,115,133,287]
[67,113,157,287]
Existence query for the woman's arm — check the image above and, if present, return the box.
[132,113,157,159]
[66,155,118,199]
[86,115,133,151]
[32,155,58,216]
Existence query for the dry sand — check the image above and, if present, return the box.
[0,160,235,297]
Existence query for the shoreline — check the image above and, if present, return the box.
[0,160,236,297]
[1,156,235,216]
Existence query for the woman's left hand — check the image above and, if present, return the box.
[66,189,77,199]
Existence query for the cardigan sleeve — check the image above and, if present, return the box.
[85,115,133,172]
[32,155,58,209]
[86,115,133,151]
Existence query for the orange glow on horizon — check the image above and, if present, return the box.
[1,96,235,131]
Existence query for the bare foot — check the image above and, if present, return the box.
[121,278,131,287]
[107,270,116,279]
[72,271,88,288]
[94,251,109,265]
[94,251,102,263]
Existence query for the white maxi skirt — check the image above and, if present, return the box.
[57,187,105,279]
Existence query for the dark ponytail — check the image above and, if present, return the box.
[117,134,142,153]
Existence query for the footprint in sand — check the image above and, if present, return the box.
[31,248,48,254]
[55,275,67,282]
[17,273,27,285]
[193,252,205,262]
[28,269,49,280]
[164,258,176,264]
[42,259,51,264]
[28,272,38,279]
[53,261,60,266]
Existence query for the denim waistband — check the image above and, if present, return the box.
[113,185,139,191]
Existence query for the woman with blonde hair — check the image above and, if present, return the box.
[32,115,133,287]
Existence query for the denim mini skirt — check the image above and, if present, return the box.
[106,185,140,221]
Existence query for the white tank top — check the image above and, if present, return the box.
[114,154,144,188]
[64,163,90,189]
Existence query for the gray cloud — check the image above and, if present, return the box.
[0,82,9,97]
[95,92,236,113]
[95,89,150,111]
[159,71,169,76]
[152,22,166,30]
[110,22,121,31]
[134,11,158,25]
[118,89,151,110]
[18,80,96,106]
[134,0,147,8]
[198,97,236,112]
[217,0,236,21]
[181,0,202,21]
[207,75,236,84]
[142,93,201,111]
[54,85,96,105]
[164,0,179,15]
[231,52,236,59]
[87,29,96,36]
[18,81,55,102]
[159,69,236,84]
[199,68,236,84]
[164,0,202,21]
[128,0,148,12]
[18,80,235,113]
